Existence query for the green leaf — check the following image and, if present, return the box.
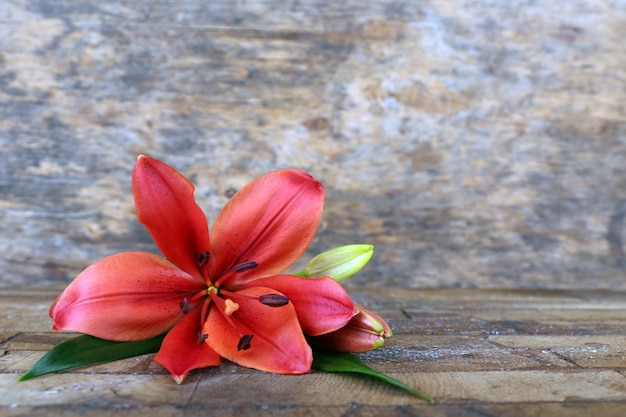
[312,349,435,403]
[18,333,165,382]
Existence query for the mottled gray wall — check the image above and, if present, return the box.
[1,1,625,289]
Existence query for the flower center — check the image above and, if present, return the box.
[190,263,289,353]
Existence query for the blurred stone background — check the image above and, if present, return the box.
[1,0,625,289]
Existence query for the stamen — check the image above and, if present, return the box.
[180,297,193,314]
[197,331,208,345]
[232,261,259,273]
[200,297,212,324]
[259,294,289,307]
[237,334,253,351]
[198,251,211,266]
[224,299,240,316]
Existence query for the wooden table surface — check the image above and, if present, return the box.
[1,285,625,416]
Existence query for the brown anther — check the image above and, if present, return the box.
[259,294,289,307]
[180,297,193,314]
[196,329,209,345]
[237,334,253,351]
[198,251,211,266]
[197,332,208,345]
[232,261,259,273]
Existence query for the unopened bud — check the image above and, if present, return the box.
[309,304,392,353]
[351,305,393,338]
[304,244,374,282]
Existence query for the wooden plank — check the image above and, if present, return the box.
[1,286,625,416]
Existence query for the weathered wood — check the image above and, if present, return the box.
[1,1,626,290]
[1,286,625,416]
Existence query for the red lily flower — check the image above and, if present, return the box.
[50,156,357,383]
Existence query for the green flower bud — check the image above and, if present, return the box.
[304,244,374,282]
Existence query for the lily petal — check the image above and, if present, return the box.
[50,252,203,341]
[209,169,325,288]
[133,155,211,282]
[204,286,312,374]
[154,307,222,383]
[253,275,358,336]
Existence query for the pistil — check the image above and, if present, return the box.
[208,292,254,351]
[224,299,240,316]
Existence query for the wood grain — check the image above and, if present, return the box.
[1,1,626,290]
[1,285,625,416]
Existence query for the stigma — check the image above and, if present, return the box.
[224,299,240,316]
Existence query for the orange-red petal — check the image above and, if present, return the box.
[154,306,222,383]
[132,155,211,283]
[203,286,312,374]
[209,169,325,288]
[49,252,203,341]
[252,275,358,336]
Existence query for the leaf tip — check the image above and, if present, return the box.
[16,372,33,382]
